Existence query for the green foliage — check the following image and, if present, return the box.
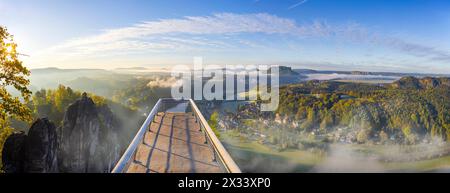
[356,129,370,143]
[111,79,172,110]
[32,85,83,125]
[31,85,111,127]
[0,26,32,123]
[208,111,221,138]
[276,79,450,144]
[1,26,32,171]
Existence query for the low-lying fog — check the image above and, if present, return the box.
[223,136,450,173]
[305,73,400,82]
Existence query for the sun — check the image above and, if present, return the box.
[6,44,13,53]
[3,42,17,61]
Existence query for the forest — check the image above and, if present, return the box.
[231,76,450,149]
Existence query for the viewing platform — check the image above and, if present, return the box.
[112,99,241,173]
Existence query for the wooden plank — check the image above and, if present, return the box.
[126,112,222,173]
[189,99,241,173]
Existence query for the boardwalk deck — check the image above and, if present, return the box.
[126,112,223,173]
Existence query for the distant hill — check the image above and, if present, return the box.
[114,67,149,71]
[266,66,306,85]
[293,68,449,77]
[65,77,127,97]
[28,67,133,93]
[277,66,300,76]
[31,67,108,74]
[293,69,319,74]
[391,76,450,89]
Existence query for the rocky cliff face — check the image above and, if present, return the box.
[24,118,59,172]
[2,118,58,173]
[58,93,120,173]
[96,105,121,172]
[2,93,122,173]
[2,132,26,173]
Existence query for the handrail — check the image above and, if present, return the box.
[189,99,242,173]
[112,99,162,173]
[112,98,241,173]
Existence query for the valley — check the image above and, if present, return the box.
[200,76,450,172]
[1,66,449,173]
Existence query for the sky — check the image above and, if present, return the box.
[0,0,449,73]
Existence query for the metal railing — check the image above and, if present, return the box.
[112,98,241,173]
[189,99,241,173]
[111,99,162,173]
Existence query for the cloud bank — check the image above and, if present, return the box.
[42,12,450,66]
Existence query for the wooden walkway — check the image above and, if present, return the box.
[126,112,223,173]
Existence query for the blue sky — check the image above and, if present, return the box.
[1,0,449,73]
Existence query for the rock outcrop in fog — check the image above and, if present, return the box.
[58,93,120,172]
[2,118,58,173]
[2,93,122,173]
[2,132,26,173]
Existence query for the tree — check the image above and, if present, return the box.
[1,26,32,171]
[356,129,370,144]
[0,26,32,123]
[379,130,388,144]
[208,111,221,138]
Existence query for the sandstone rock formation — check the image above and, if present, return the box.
[57,93,120,172]
[24,118,58,172]
[2,94,122,173]
[2,132,26,173]
[2,118,58,173]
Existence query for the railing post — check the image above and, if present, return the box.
[198,115,202,132]
[212,150,217,162]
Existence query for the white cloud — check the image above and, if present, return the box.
[288,0,308,10]
[62,13,306,47]
[41,12,450,65]
[48,13,343,57]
